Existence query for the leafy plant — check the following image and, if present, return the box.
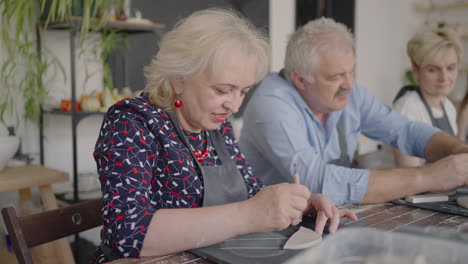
[0,0,49,128]
[405,69,417,86]
[82,29,128,93]
[0,0,115,129]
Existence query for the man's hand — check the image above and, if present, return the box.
[422,153,468,192]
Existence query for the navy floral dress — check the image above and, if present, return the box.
[90,96,263,263]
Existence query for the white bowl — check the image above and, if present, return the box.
[0,136,20,171]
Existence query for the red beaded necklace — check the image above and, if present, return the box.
[193,148,209,163]
[187,131,211,163]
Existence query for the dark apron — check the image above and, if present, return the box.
[167,111,248,206]
[327,115,351,167]
[394,86,454,135]
[100,111,249,260]
[278,69,350,168]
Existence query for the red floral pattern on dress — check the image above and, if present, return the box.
[89,96,263,263]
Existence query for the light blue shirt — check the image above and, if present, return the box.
[239,73,440,205]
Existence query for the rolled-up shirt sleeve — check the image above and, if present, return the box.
[356,85,440,159]
[251,116,369,205]
[241,79,439,205]
[245,93,369,205]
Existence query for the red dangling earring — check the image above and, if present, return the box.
[174,96,182,108]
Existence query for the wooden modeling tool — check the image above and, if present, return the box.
[293,163,302,222]
[284,165,322,250]
[293,163,300,184]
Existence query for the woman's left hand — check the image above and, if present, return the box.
[304,194,358,235]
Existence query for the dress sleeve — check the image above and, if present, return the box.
[219,120,264,197]
[94,102,158,258]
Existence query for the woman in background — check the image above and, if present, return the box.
[393,27,463,167]
[91,8,356,263]
[457,90,468,141]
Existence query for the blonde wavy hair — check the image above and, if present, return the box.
[144,8,270,111]
[407,27,463,69]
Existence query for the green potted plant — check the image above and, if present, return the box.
[0,0,115,130]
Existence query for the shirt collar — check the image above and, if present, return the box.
[274,72,344,130]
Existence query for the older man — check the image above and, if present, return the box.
[239,17,468,205]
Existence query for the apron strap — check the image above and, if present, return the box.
[167,111,204,170]
[415,88,455,135]
[395,86,454,135]
[167,111,248,206]
[393,85,417,104]
[336,114,349,162]
[327,114,351,167]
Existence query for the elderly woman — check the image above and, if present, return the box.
[392,27,463,167]
[91,9,356,263]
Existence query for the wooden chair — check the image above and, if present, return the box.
[1,199,103,264]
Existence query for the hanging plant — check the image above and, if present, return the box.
[0,0,115,129]
[0,0,58,128]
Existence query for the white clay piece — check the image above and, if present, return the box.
[283,226,322,250]
[457,196,468,209]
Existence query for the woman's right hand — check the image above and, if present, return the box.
[243,183,310,233]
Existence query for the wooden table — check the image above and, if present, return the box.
[340,203,468,232]
[109,202,468,264]
[0,165,72,264]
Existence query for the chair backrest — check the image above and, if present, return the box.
[1,199,103,264]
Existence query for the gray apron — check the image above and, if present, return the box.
[167,111,248,206]
[394,86,454,135]
[415,88,455,136]
[327,115,351,167]
[100,111,249,260]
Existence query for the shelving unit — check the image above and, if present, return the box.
[43,16,165,33]
[38,18,165,203]
[415,2,468,12]
[414,2,468,43]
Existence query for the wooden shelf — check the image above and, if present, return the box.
[43,108,105,123]
[42,16,165,34]
[415,2,468,12]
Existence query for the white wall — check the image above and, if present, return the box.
[355,0,424,106]
[269,0,295,72]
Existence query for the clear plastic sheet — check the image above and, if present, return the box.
[286,227,468,264]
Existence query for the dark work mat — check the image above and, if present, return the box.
[392,190,468,217]
[189,215,325,264]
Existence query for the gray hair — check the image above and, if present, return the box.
[407,27,463,69]
[284,17,354,82]
[144,8,270,111]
